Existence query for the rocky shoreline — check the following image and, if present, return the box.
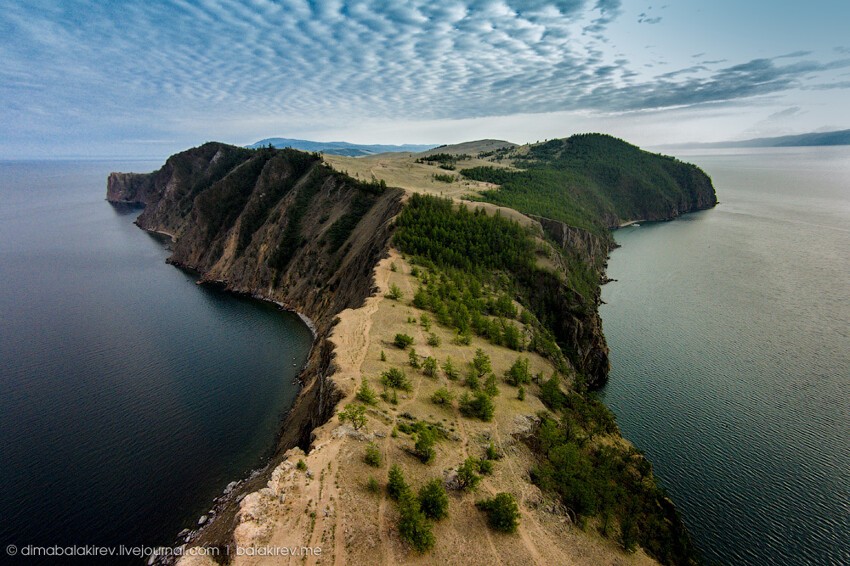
[107,140,715,565]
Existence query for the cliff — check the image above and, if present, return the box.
[108,137,711,565]
[462,133,717,233]
[108,143,404,450]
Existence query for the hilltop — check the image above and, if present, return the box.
[247,137,437,156]
[107,134,714,566]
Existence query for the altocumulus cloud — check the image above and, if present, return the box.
[2,0,849,138]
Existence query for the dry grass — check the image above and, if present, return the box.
[323,152,536,229]
[182,250,658,566]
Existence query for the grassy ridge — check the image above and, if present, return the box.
[462,133,715,234]
[393,193,699,564]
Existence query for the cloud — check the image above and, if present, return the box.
[0,0,848,152]
[767,106,803,120]
[638,4,663,24]
[637,13,662,24]
[775,50,813,59]
[806,81,850,90]
[578,57,850,112]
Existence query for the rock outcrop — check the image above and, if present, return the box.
[110,143,404,440]
[107,138,715,562]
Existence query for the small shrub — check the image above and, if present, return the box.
[427,333,440,347]
[517,386,526,401]
[477,458,494,475]
[420,313,432,331]
[431,387,455,406]
[365,442,383,467]
[485,443,502,461]
[394,333,414,349]
[386,283,404,300]
[418,478,449,521]
[387,464,409,500]
[390,262,397,272]
[381,367,412,391]
[367,476,380,493]
[422,356,438,377]
[456,458,481,490]
[380,350,387,362]
[339,403,367,430]
[476,493,520,533]
[296,459,307,471]
[356,380,378,405]
[453,330,472,345]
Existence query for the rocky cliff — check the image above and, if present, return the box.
[108,143,404,450]
[108,139,712,564]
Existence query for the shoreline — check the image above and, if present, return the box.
[617,219,645,228]
[145,254,321,564]
[101,141,716,565]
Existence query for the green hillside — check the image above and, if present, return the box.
[462,134,717,235]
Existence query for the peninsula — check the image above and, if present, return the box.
[107,134,716,566]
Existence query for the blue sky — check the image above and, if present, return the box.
[2,0,849,158]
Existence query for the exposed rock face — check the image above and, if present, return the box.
[106,172,158,205]
[531,215,611,267]
[108,143,407,554]
[108,143,404,451]
[527,167,716,389]
[107,139,711,557]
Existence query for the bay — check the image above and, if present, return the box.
[0,160,314,557]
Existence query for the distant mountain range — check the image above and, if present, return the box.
[247,137,437,157]
[657,129,850,149]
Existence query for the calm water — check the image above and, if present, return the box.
[600,147,850,565]
[0,161,313,557]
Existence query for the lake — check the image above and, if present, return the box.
[600,147,850,565]
[0,160,314,559]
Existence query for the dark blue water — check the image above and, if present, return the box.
[0,161,313,553]
[600,148,850,565]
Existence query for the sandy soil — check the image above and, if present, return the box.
[177,249,657,566]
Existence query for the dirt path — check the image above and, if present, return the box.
[180,249,659,566]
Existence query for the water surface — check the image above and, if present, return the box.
[0,160,314,555]
[600,147,850,565]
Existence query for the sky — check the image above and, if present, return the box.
[2,0,850,158]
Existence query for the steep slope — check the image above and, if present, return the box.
[462,133,717,233]
[108,143,405,449]
[108,136,713,566]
